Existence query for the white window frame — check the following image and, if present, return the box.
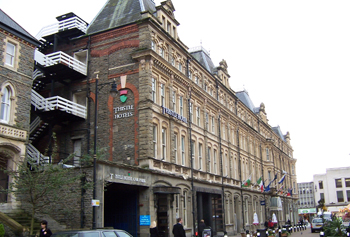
[266,148,270,161]
[161,83,165,106]
[190,102,193,123]
[152,78,156,103]
[181,136,185,165]
[208,147,211,173]
[199,143,202,170]
[214,150,217,174]
[0,86,12,123]
[162,128,166,160]
[172,91,176,112]
[5,42,16,67]
[179,96,183,116]
[153,125,157,158]
[196,107,200,126]
[174,133,178,164]
[211,116,215,133]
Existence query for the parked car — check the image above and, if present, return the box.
[311,218,324,233]
[52,229,133,237]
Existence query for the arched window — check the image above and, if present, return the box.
[1,86,12,123]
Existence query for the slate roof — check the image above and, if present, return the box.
[0,9,39,46]
[236,90,260,113]
[87,0,156,35]
[189,46,215,73]
[272,126,286,141]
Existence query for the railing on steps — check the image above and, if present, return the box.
[34,50,87,76]
[27,144,50,164]
[31,89,87,119]
[35,16,87,41]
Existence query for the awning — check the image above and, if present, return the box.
[153,186,181,194]
[270,197,282,211]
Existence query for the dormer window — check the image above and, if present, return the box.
[167,21,171,34]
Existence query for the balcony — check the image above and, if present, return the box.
[36,15,87,42]
[34,50,87,81]
[31,89,87,121]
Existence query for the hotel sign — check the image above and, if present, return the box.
[161,106,187,123]
[113,105,133,119]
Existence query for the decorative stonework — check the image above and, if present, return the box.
[0,125,27,141]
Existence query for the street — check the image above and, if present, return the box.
[285,227,321,237]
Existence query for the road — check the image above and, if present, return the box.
[286,226,321,237]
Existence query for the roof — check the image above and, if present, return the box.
[236,90,260,113]
[0,9,39,46]
[272,126,286,141]
[87,0,156,35]
[189,46,215,73]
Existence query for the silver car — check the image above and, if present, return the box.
[52,229,133,237]
[311,218,324,233]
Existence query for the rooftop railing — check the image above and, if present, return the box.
[35,16,87,41]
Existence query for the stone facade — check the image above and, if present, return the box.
[0,10,38,212]
[7,0,300,237]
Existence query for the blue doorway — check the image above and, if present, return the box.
[104,183,138,237]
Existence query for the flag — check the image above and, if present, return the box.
[257,177,264,192]
[264,183,270,192]
[242,175,251,187]
[273,173,277,182]
[278,174,286,184]
[287,188,293,197]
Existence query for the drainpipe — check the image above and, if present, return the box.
[187,57,196,237]
[237,128,244,232]
[218,112,226,234]
[260,144,267,222]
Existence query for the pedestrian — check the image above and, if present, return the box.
[173,217,186,237]
[198,219,206,237]
[40,220,52,237]
[150,221,159,237]
[268,218,274,229]
[264,219,268,228]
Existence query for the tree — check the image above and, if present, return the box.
[323,217,346,237]
[3,133,94,235]
[5,156,89,235]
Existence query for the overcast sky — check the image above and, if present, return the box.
[2,0,350,183]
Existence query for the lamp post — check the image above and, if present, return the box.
[92,75,118,229]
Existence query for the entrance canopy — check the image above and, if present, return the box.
[270,197,282,211]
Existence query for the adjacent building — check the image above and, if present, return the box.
[297,182,316,220]
[0,1,298,236]
[314,167,350,214]
[0,9,39,211]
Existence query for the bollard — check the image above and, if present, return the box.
[257,232,260,237]
[346,231,349,237]
[320,231,324,237]
[294,225,296,232]
[278,228,281,237]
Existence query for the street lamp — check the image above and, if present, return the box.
[92,75,118,229]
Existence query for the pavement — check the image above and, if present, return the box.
[231,226,320,237]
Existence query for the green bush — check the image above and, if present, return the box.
[323,217,346,236]
[0,223,5,237]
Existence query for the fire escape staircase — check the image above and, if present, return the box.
[31,89,87,119]
[27,143,49,165]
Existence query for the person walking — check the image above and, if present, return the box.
[173,217,186,237]
[150,221,159,237]
[39,220,52,237]
[198,219,206,237]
